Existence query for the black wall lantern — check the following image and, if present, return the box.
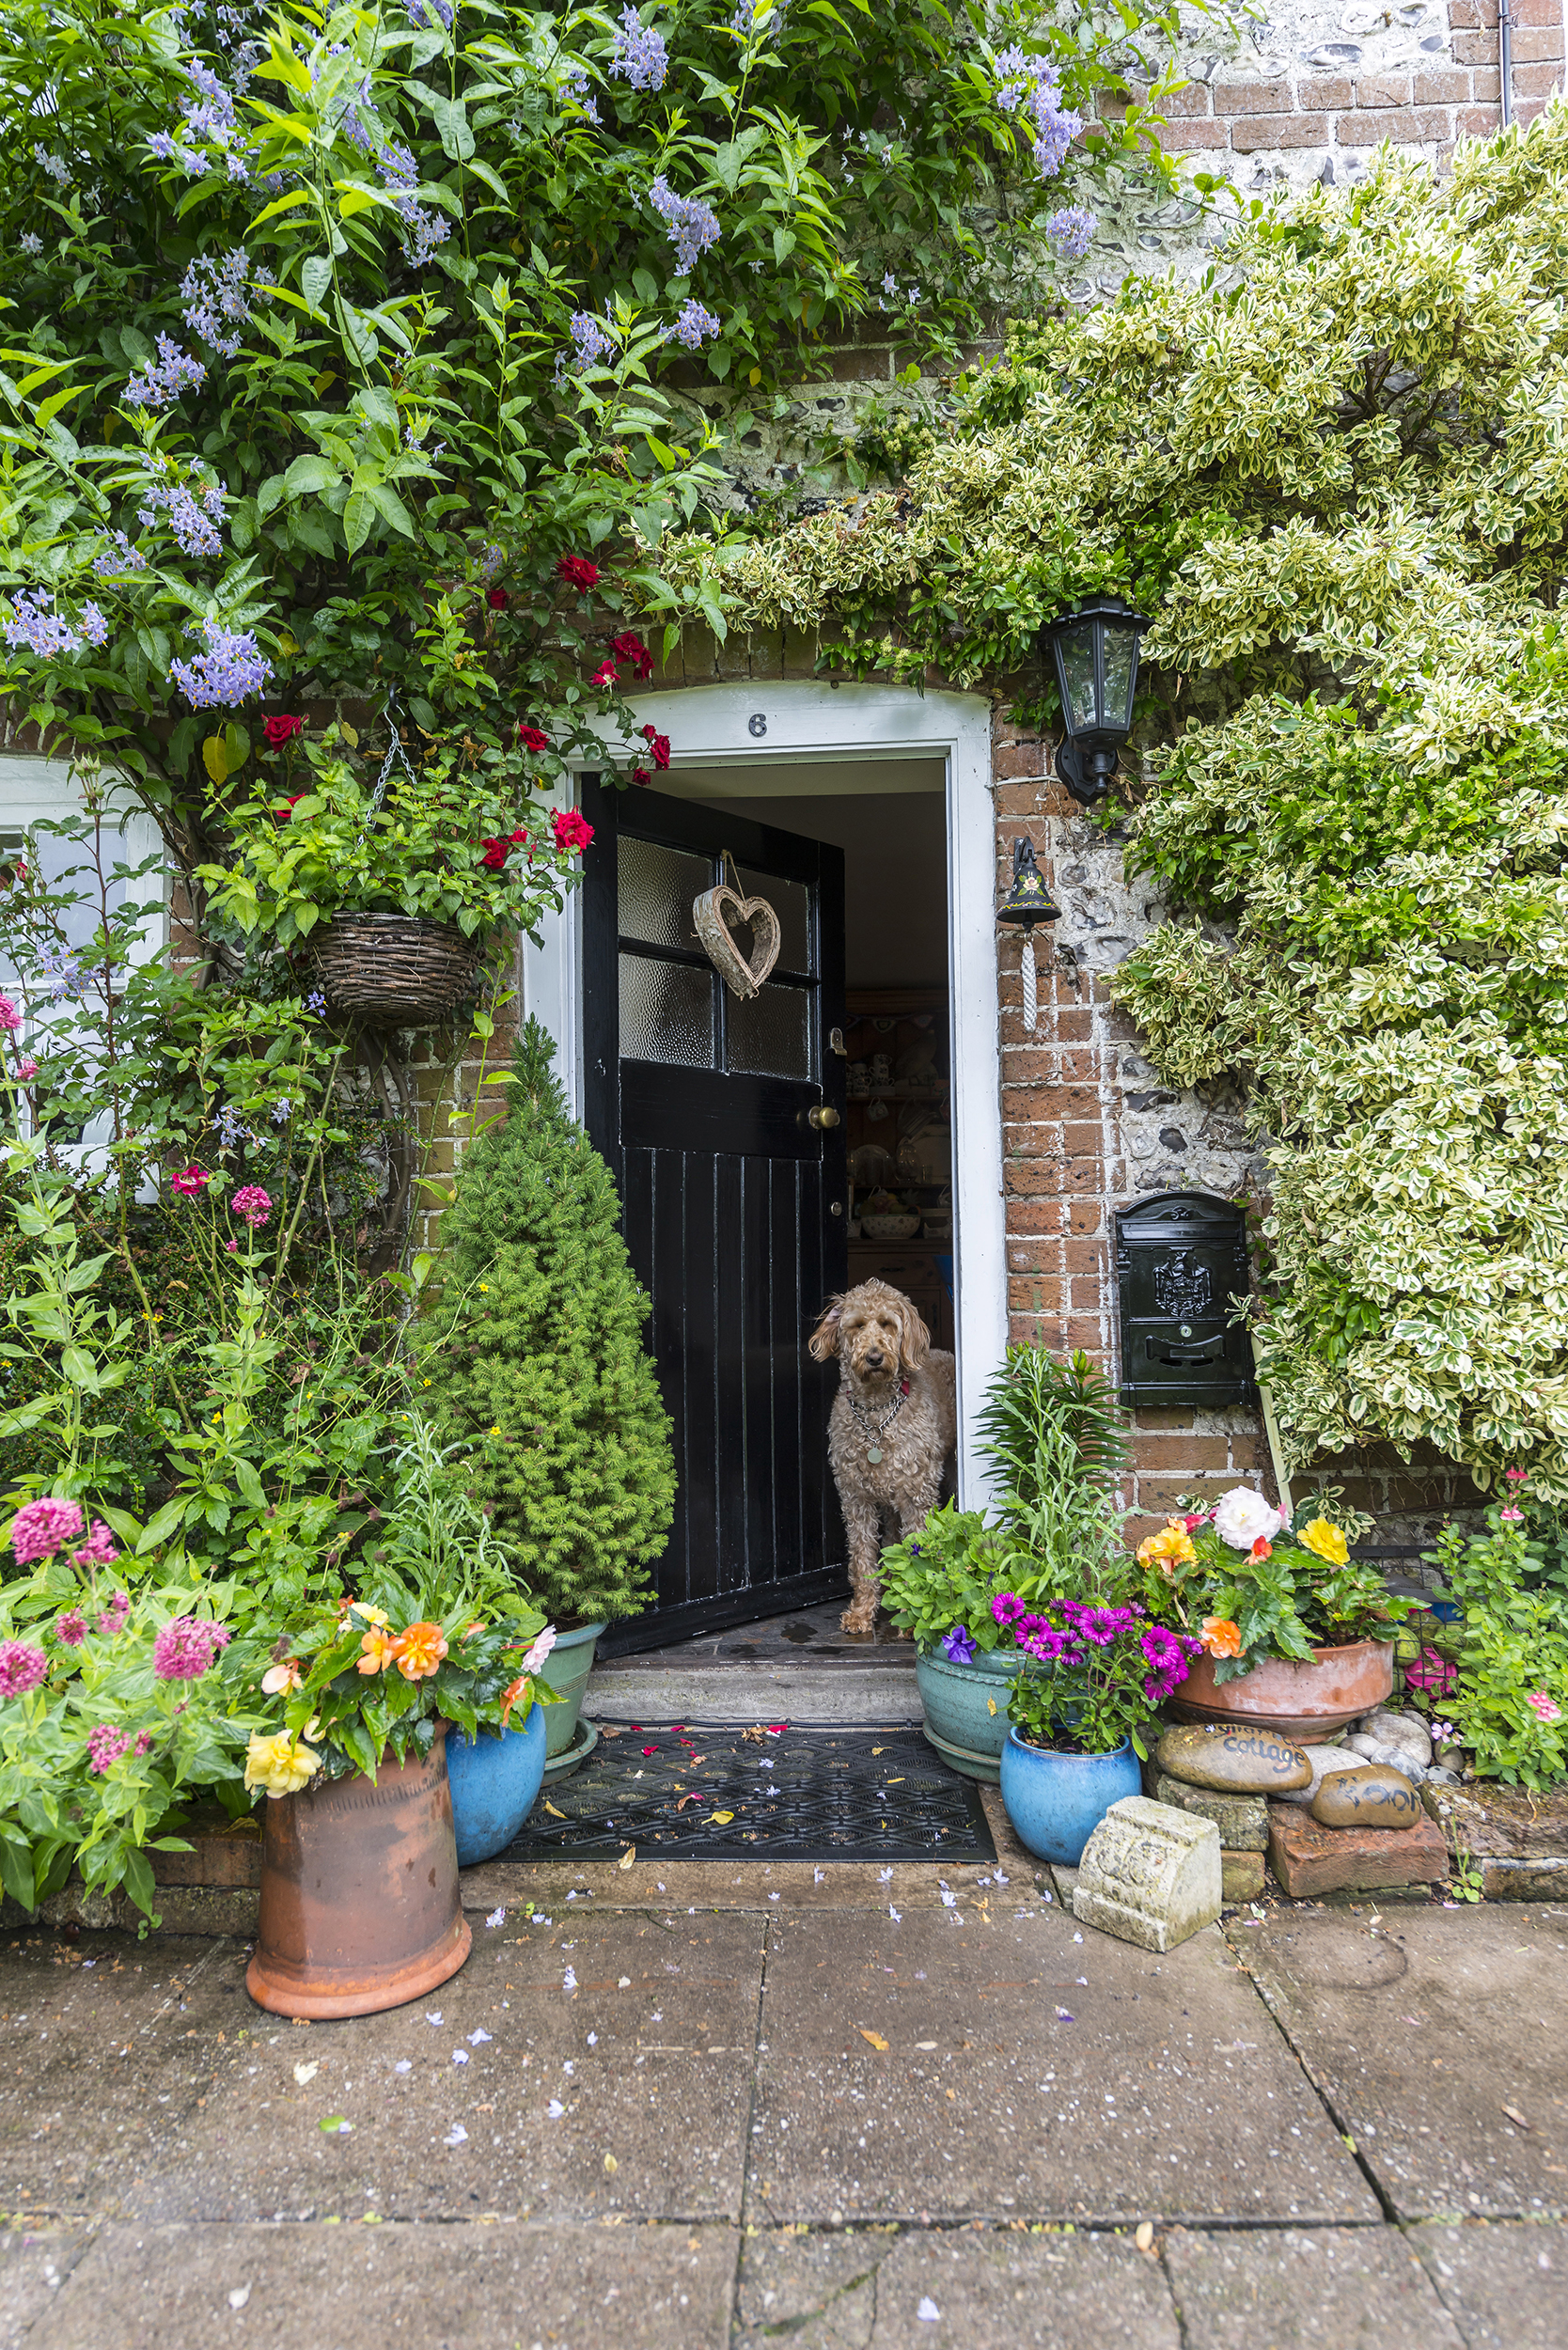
[1042,594,1151,806]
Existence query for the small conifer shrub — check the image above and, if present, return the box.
[416,1019,674,1624]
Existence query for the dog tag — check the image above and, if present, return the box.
[867,1445,883,1465]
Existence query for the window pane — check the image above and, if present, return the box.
[1054,622,1097,733]
[619,952,713,1066]
[734,867,810,973]
[727,981,810,1078]
[1102,627,1137,731]
[618,837,711,951]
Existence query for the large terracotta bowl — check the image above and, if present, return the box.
[1168,1640,1394,1742]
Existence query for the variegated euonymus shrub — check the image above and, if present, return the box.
[674,103,1568,1494]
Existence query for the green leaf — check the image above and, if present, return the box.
[426,91,475,163]
[301,255,334,318]
[283,453,342,498]
[342,491,375,554]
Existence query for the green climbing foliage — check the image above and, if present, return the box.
[415,1019,674,1625]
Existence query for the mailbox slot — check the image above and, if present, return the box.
[1115,1190,1256,1409]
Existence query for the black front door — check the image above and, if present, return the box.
[581,779,849,1653]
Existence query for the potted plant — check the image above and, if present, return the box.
[416,1022,676,1773]
[881,1347,1130,1781]
[1136,1486,1411,1739]
[199,726,590,1027]
[243,1424,557,2017]
[997,1593,1205,1865]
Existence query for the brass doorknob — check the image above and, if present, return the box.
[808,1104,840,1130]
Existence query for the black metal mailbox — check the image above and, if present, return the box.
[1114,1190,1256,1409]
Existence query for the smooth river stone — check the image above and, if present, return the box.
[1275,1746,1367,1808]
[1309,1761,1424,1830]
[1154,1722,1312,1795]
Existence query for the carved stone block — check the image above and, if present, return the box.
[1072,1795,1222,1954]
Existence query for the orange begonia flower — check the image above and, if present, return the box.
[260,1657,303,1696]
[500,1673,530,1729]
[1200,1617,1244,1659]
[1248,1537,1273,1561]
[356,1626,399,1676]
[392,1621,449,1681]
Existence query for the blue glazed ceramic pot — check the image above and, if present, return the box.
[915,1644,1028,1783]
[446,1700,548,1867]
[998,1728,1142,1866]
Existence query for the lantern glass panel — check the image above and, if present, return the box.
[1102,625,1137,731]
[1055,623,1098,734]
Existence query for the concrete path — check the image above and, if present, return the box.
[0,1823,1564,2347]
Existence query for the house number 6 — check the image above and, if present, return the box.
[748,713,767,737]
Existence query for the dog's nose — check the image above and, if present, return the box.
[866,1348,885,1368]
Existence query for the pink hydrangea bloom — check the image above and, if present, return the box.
[97,1590,131,1636]
[229,1183,273,1229]
[53,1609,87,1647]
[0,1641,48,1698]
[151,1616,231,1681]
[70,1520,118,1571]
[87,1724,131,1774]
[10,1496,86,1564]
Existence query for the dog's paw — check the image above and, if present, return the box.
[892,1622,914,1641]
[839,1606,876,1636]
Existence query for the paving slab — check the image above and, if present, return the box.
[732,2224,1179,2349]
[1162,2223,1464,2347]
[458,1841,1043,1921]
[26,2219,735,2349]
[0,2223,97,2348]
[1410,2218,1568,2347]
[0,1933,243,2214]
[1237,1906,1568,2219]
[747,1904,1377,2225]
[125,1913,762,2225]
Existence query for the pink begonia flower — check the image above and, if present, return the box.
[10,1496,86,1564]
[229,1183,272,1229]
[87,1724,130,1774]
[0,996,21,1033]
[151,1616,231,1682]
[70,1520,118,1569]
[1527,1691,1562,1723]
[97,1590,130,1636]
[53,1609,87,1647]
[15,1058,35,1080]
[0,1641,48,1698]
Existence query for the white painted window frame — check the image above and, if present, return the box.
[523,680,1005,1508]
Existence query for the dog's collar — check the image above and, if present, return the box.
[847,1380,911,1463]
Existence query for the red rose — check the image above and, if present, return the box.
[612,631,653,681]
[630,764,652,788]
[557,555,600,592]
[640,725,671,770]
[552,808,594,854]
[479,838,508,870]
[263,713,304,747]
[590,659,619,689]
[517,723,550,751]
[509,827,527,844]
[487,588,510,610]
[274,793,306,821]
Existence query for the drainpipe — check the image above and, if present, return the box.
[1498,0,1513,129]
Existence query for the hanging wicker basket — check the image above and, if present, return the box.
[311,913,482,1028]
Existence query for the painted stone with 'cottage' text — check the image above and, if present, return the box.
[1154,1722,1312,1795]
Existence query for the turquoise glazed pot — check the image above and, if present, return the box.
[999,1729,1142,1866]
[916,1645,1028,1784]
[542,1620,605,1759]
[446,1701,547,1867]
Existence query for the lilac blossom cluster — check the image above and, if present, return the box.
[569,309,617,368]
[650,177,720,273]
[564,65,601,124]
[672,297,721,349]
[730,0,788,39]
[380,140,451,268]
[1045,203,1096,260]
[407,0,455,26]
[180,248,252,356]
[94,532,148,579]
[19,233,41,258]
[39,948,84,1004]
[137,470,227,561]
[33,145,71,187]
[994,45,1083,180]
[611,6,668,90]
[169,619,272,709]
[126,334,206,408]
[3,592,84,660]
[149,58,250,180]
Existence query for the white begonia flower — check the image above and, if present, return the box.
[1211,1486,1284,1551]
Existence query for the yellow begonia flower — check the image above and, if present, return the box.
[244,1730,321,1799]
[1297,1518,1349,1567]
[350,1602,389,1626]
[1137,1521,1196,1572]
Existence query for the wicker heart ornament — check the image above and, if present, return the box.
[693,882,781,1000]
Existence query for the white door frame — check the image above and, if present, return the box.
[525,679,1005,1508]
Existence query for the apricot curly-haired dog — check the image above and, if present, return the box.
[808,1278,957,1635]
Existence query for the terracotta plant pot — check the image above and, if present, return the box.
[1168,1640,1394,1743]
[245,1725,471,2020]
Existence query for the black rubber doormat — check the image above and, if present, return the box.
[498,1724,996,1863]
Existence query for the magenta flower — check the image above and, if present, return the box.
[15,1058,35,1080]
[152,1615,231,1681]
[1023,1624,1067,1662]
[1527,1691,1561,1723]
[0,1640,48,1697]
[70,1520,118,1570]
[0,996,20,1034]
[1505,1466,1529,1484]
[991,1593,1026,1626]
[133,1730,154,1756]
[97,1590,130,1636]
[169,1165,211,1197]
[1061,1600,1130,1647]
[53,1609,87,1647]
[10,1496,86,1564]
[87,1724,131,1774]
[229,1183,273,1229]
